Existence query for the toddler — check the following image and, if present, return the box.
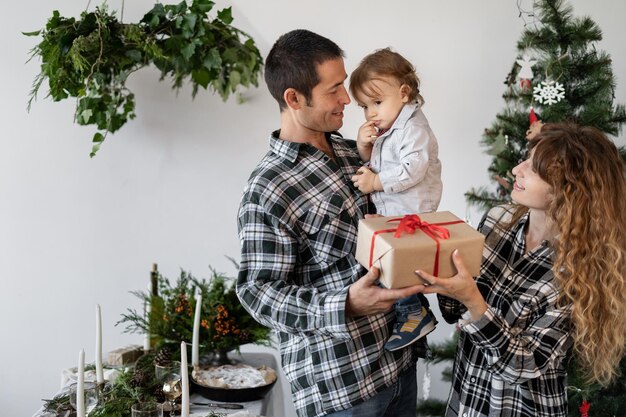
[350,48,442,351]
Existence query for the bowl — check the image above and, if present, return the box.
[191,377,276,402]
[190,364,277,402]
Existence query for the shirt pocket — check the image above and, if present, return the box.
[297,192,357,267]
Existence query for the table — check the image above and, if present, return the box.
[32,351,283,417]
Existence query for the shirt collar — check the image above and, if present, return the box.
[269,130,300,163]
[378,102,419,138]
[268,130,342,163]
[515,211,552,250]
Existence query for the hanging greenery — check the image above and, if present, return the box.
[24,0,263,157]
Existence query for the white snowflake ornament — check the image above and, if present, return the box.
[533,80,565,105]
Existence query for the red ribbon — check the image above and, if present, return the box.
[368,214,464,276]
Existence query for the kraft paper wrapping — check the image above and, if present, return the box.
[355,212,485,288]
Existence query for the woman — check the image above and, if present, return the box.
[417,123,626,417]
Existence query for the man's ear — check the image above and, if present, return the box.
[284,88,301,110]
[400,84,411,103]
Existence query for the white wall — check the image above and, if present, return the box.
[2,1,625,416]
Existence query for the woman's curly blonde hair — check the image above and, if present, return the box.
[529,122,626,385]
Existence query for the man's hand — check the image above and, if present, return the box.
[346,267,424,317]
[351,166,382,194]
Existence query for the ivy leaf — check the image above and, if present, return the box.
[192,69,210,88]
[141,3,165,27]
[89,132,105,158]
[175,15,183,29]
[193,0,215,14]
[229,70,241,89]
[175,0,188,14]
[183,14,197,34]
[203,48,222,69]
[80,109,93,124]
[222,47,238,63]
[125,49,143,62]
[46,10,63,30]
[217,7,233,25]
[181,43,196,61]
[22,30,41,36]
[150,14,160,28]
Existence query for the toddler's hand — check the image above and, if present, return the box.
[357,120,379,148]
[351,166,382,194]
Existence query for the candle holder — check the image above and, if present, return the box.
[202,349,236,367]
[155,361,183,416]
[69,381,99,416]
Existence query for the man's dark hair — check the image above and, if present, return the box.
[264,29,344,111]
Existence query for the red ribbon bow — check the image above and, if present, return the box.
[393,214,451,240]
[369,214,463,276]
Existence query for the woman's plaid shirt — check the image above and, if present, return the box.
[438,205,572,417]
[236,132,416,417]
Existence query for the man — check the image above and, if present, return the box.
[236,29,424,417]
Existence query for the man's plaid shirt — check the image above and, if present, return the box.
[438,205,572,417]
[237,131,416,417]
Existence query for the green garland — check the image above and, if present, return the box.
[41,348,232,417]
[42,354,150,417]
[25,0,263,157]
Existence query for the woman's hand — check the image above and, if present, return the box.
[417,249,487,321]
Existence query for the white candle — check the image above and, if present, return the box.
[180,342,189,417]
[95,304,104,384]
[143,296,151,351]
[143,283,152,352]
[77,349,85,417]
[191,290,202,367]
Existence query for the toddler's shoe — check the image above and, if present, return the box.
[385,307,437,351]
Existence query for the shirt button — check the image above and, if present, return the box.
[463,414,468,417]
[471,377,476,382]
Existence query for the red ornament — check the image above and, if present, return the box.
[520,78,532,90]
[579,400,591,417]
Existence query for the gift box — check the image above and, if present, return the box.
[355,212,485,288]
[106,345,144,366]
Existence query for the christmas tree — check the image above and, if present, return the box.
[465,0,626,212]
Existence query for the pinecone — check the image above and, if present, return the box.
[154,347,172,366]
[130,368,147,388]
[153,386,165,403]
